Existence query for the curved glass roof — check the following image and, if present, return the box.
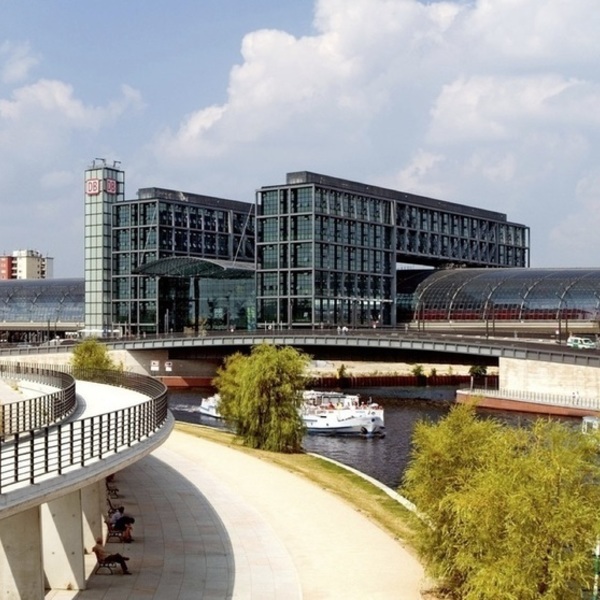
[133,257,255,279]
[414,268,600,321]
[0,278,84,323]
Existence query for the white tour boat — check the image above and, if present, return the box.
[301,390,385,436]
[197,390,385,436]
[199,393,222,418]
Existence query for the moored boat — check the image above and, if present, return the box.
[199,393,222,418]
[301,390,385,436]
[197,389,385,436]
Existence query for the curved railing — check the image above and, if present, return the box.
[0,363,76,438]
[0,368,168,494]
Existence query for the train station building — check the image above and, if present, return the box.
[2,160,599,342]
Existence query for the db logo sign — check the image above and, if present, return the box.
[86,179,100,195]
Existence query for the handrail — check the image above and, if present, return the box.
[463,387,600,412]
[0,367,168,494]
[0,363,76,437]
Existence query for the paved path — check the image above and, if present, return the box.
[58,427,428,599]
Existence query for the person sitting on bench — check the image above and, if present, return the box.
[111,506,135,542]
[92,537,131,575]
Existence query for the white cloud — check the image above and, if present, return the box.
[3,0,600,273]
[0,41,39,83]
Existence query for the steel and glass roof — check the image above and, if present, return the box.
[414,268,600,320]
[133,257,255,279]
[0,278,84,323]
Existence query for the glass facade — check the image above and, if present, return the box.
[256,172,529,328]
[112,188,255,334]
[257,183,395,328]
[411,268,600,324]
[0,279,84,342]
[84,161,125,332]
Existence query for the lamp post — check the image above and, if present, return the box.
[593,539,600,600]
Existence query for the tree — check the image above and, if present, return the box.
[71,338,122,380]
[402,404,600,599]
[213,343,310,452]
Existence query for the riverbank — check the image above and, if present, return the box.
[159,359,497,390]
[171,422,438,599]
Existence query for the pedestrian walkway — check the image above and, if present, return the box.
[50,426,429,599]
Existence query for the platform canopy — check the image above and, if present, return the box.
[133,257,255,279]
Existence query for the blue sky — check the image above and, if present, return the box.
[1,0,600,276]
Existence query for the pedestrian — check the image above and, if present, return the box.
[92,537,131,575]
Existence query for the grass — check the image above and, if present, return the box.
[173,421,422,555]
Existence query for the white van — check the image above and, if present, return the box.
[566,336,596,349]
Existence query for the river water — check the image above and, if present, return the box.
[167,388,562,490]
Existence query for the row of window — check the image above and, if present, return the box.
[257,270,391,298]
[114,202,256,237]
[258,297,391,325]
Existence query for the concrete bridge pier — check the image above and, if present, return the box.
[82,480,105,553]
[42,490,86,592]
[0,506,45,599]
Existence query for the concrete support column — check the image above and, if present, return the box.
[81,479,105,552]
[0,506,44,599]
[41,490,86,591]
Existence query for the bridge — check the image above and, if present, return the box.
[0,331,599,596]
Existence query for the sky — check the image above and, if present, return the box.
[1,0,600,277]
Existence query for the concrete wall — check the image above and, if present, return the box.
[500,357,600,397]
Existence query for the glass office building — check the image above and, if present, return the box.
[111,187,255,335]
[256,172,530,329]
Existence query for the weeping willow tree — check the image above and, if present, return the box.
[402,404,600,600]
[213,343,309,452]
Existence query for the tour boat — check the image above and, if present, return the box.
[198,390,385,436]
[199,393,222,418]
[301,390,385,436]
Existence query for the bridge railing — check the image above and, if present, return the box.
[0,368,168,494]
[0,363,76,438]
[466,387,600,412]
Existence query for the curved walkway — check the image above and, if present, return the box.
[57,427,428,599]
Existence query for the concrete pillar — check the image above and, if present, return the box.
[41,490,86,591]
[81,480,104,553]
[0,506,44,599]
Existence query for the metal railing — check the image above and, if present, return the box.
[0,368,168,494]
[0,363,76,437]
[465,387,600,412]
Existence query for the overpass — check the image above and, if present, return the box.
[0,363,172,598]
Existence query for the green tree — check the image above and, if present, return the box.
[468,364,488,377]
[213,343,310,452]
[71,338,121,380]
[402,404,600,599]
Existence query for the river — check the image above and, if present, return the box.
[167,388,567,490]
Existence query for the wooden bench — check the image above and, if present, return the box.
[106,496,119,516]
[93,548,119,575]
[105,519,124,543]
[106,479,119,499]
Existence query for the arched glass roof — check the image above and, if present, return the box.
[133,257,255,279]
[0,278,84,323]
[414,268,600,321]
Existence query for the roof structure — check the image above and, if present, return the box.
[133,257,255,280]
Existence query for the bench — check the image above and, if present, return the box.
[106,480,119,499]
[93,549,119,575]
[106,496,119,516]
[105,519,124,543]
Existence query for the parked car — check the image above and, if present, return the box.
[566,336,597,349]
